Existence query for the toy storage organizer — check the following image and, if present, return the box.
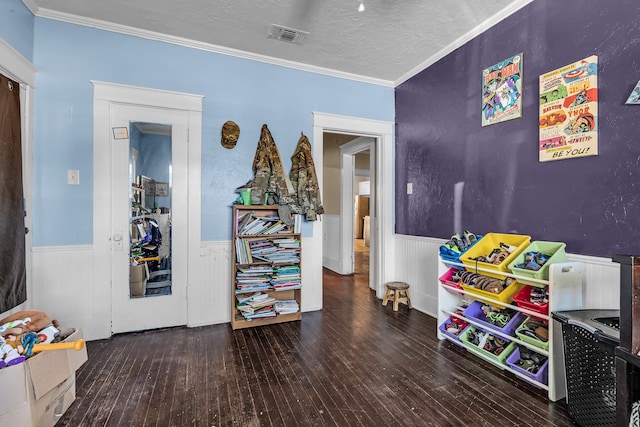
[437,253,585,402]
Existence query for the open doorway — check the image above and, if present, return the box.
[312,112,394,303]
[321,133,374,288]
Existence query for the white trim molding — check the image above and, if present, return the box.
[313,112,394,299]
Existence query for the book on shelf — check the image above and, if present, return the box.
[237,210,254,233]
[274,299,299,314]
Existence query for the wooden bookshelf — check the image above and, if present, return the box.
[231,205,302,330]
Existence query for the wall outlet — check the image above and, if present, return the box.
[407,182,413,194]
[67,170,80,185]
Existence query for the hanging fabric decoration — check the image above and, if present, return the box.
[0,73,27,312]
[289,133,324,221]
[248,124,297,224]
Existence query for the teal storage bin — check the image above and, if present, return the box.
[507,241,566,287]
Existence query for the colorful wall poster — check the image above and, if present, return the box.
[482,53,523,126]
[539,55,598,162]
[626,80,640,104]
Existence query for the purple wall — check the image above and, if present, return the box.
[395,0,640,258]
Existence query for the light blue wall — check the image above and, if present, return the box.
[139,133,172,209]
[31,18,394,245]
[0,0,34,61]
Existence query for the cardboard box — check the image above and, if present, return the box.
[130,263,148,297]
[0,328,88,426]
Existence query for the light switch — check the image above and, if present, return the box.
[67,170,80,185]
[407,183,413,194]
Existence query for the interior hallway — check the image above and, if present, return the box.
[57,257,573,426]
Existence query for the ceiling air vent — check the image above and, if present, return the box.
[267,24,309,45]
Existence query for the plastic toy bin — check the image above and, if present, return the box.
[552,309,620,427]
[459,233,531,279]
[506,346,549,386]
[438,317,470,342]
[515,317,549,351]
[463,300,525,337]
[513,285,549,319]
[440,235,482,269]
[439,268,462,294]
[507,241,567,287]
[459,326,516,365]
[460,278,524,307]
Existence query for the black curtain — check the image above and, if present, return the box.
[0,73,26,312]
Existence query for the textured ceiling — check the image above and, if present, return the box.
[28,0,530,84]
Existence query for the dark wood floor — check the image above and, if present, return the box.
[59,241,575,426]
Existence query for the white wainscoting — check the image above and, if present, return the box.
[31,245,109,341]
[191,241,233,328]
[393,234,621,320]
[31,237,322,341]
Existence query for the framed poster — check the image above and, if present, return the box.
[539,55,598,162]
[155,182,169,197]
[482,53,523,126]
[625,80,640,104]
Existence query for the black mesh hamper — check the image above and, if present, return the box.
[552,310,620,427]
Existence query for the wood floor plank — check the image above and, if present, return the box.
[58,241,575,427]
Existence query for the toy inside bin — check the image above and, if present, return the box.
[514,285,549,320]
[440,235,482,269]
[459,275,524,307]
[515,317,550,351]
[506,346,549,386]
[460,233,531,279]
[459,326,516,365]
[507,241,566,287]
[463,300,525,336]
[439,268,463,294]
[438,313,470,342]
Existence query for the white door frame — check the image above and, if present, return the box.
[0,39,36,315]
[312,112,394,299]
[340,137,375,287]
[92,81,202,335]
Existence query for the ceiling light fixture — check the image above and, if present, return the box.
[358,1,365,12]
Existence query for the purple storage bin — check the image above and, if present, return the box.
[463,300,525,337]
[506,347,549,386]
[439,319,469,342]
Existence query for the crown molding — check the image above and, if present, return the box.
[35,8,395,88]
[394,0,534,86]
[20,0,38,15]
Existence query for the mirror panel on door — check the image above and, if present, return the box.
[129,122,172,298]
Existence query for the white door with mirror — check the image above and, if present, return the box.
[110,104,188,333]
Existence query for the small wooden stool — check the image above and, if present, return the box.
[382,281,412,311]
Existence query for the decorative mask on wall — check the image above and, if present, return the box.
[221,120,240,149]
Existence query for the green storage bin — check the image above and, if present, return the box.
[459,326,517,365]
[515,317,550,351]
[507,241,566,287]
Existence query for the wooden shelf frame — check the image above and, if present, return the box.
[230,205,302,330]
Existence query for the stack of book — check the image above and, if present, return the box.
[248,239,278,261]
[236,265,273,293]
[237,212,291,235]
[274,299,299,315]
[271,265,301,290]
[236,292,277,320]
